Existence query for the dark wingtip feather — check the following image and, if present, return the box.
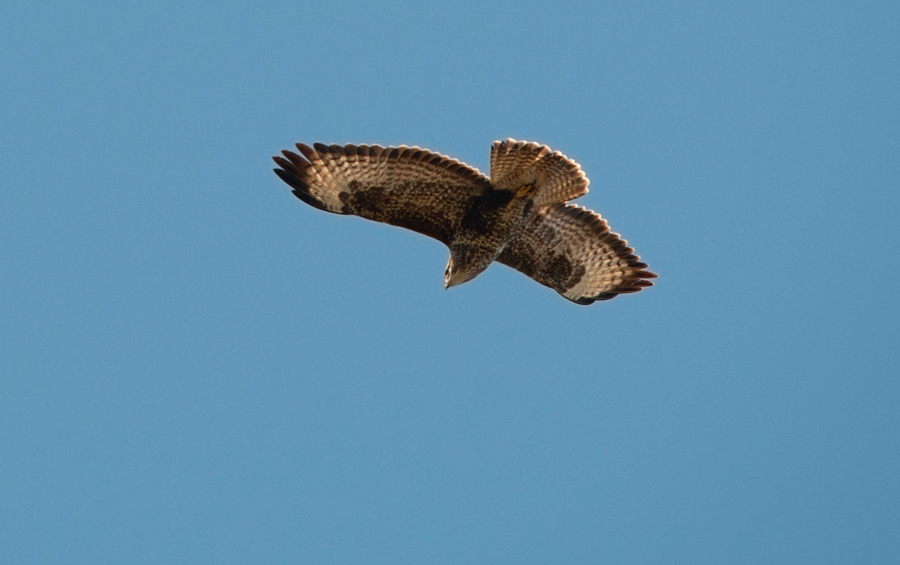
[273,151,331,211]
[295,143,316,160]
[291,187,330,211]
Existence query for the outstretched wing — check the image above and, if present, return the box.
[490,139,588,207]
[497,203,656,304]
[273,143,491,245]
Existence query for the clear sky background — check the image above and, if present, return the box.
[2,1,898,563]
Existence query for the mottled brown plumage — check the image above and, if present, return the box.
[272,139,656,304]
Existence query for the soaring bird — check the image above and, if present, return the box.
[273,139,655,304]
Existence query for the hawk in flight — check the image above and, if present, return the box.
[273,139,656,304]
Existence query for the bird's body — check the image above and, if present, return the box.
[273,139,656,304]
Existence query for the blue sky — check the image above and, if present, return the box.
[2,1,898,562]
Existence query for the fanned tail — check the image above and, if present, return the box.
[489,139,588,207]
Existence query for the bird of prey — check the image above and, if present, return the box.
[272,139,656,304]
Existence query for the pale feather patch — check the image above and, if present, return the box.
[276,143,489,214]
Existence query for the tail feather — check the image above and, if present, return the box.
[490,139,589,206]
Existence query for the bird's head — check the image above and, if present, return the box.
[444,256,476,289]
[444,245,488,289]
